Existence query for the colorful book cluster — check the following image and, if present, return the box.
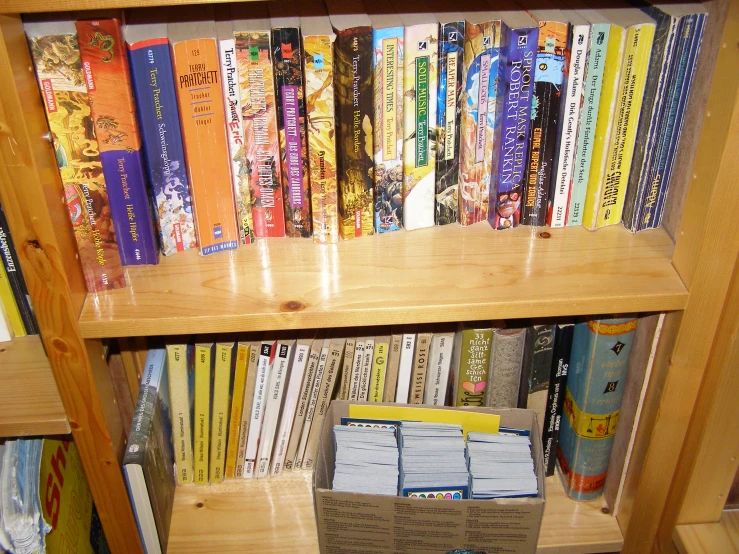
[25,2,706,291]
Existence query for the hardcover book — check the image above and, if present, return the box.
[435,17,465,226]
[233,7,287,238]
[76,18,158,266]
[165,344,193,484]
[26,23,125,292]
[270,3,313,238]
[170,13,240,254]
[557,317,638,501]
[301,4,340,244]
[485,327,526,409]
[209,342,234,483]
[326,0,375,239]
[519,323,556,438]
[492,16,537,230]
[216,17,255,245]
[409,332,431,404]
[451,324,493,407]
[0,203,36,334]
[521,15,568,227]
[126,14,198,256]
[567,13,611,227]
[225,342,249,479]
[542,322,573,477]
[369,7,404,234]
[193,341,213,484]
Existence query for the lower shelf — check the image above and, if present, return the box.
[674,511,739,554]
[0,335,69,437]
[168,472,623,553]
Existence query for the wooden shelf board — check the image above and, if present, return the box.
[78,224,687,338]
[1,0,255,13]
[0,335,69,437]
[674,511,739,554]
[168,472,622,553]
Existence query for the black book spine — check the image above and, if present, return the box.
[123,370,157,467]
[542,323,573,477]
[0,203,38,334]
[517,327,534,409]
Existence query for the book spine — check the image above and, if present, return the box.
[0,303,13,342]
[28,33,125,292]
[76,20,158,266]
[296,340,329,468]
[372,27,404,234]
[0,205,37,334]
[235,343,259,477]
[225,343,249,479]
[409,333,430,404]
[244,341,276,477]
[492,24,537,230]
[567,24,610,227]
[435,21,465,226]
[622,12,678,232]
[0,256,26,337]
[337,337,356,400]
[234,32,286,238]
[542,324,573,477]
[459,21,497,227]
[524,324,556,438]
[556,318,638,501]
[358,337,375,401]
[348,339,365,401]
[193,345,212,484]
[549,24,589,228]
[383,335,403,401]
[304,34,339,244]
[369,339,389,402]
[453,328,493,406]
[219,39,255,245]
[522,22,568,226]
[424,333,454,405]
[395,333,416,403]
[166,344,194,484]
[485,328,526,408]
[335,27,374,239]
[594,23,655,229]
[257,341,293,478]
[128,39,198,255]
[283,341,320,470]
[209,343,232,482]
[172,38,239,253]
[272,28,312,238]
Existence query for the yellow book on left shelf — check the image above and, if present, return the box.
[209,341,234,483]
[0,263,25,336]
[225,342,250,479]
[193,341,213,485]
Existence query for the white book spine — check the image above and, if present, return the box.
[395,334,416,403]
[357,338,375,401]
[550,24,591,228]
[295,339,330,469]
[256,341,294,478]
[243,342,275,478]
[283,343,321,471]
[270,342,310,475]
[423,333,454,405]
[348,340,365,401]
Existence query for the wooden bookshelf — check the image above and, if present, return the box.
[673,511,739,554]
[78,224,687,338]
[0,0,248,12]
[0,335,69,437]
[168,472,623,554]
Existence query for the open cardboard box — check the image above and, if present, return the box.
[313,401,546,553]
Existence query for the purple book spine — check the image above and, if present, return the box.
[491,25,538,230]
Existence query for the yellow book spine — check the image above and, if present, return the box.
[369,341,389,402]
[209,343,233,483]
[582,25,626,230]
[0,263,25,336]
[225,343,249,479]
[596,23,655,228]
[193,345,211,485]
[167,344,193,484]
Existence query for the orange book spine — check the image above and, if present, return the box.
[172,38,239,255]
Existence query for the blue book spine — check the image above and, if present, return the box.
[129,38,197,256]
[490,25,538,230]
[556,317,637,501]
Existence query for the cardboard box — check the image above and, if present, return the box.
[313,401,546,554]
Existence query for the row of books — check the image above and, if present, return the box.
[0,203,38,342]
[24,0,706,294]
[124,316,637,551]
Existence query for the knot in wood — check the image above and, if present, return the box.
[281,300,306,312]
[538,231,551,239]
[51,337,69,353]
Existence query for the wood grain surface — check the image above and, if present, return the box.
[0,335,69,437]
[168,472,623,554]
[78,224,687,338]
[674,511,739,554]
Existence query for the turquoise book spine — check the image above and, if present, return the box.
[556,317,637,501]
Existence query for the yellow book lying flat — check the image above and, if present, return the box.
[225,342,249,479]
[193,342,213,485]
[209,342,234,483]
[349,404,500,436]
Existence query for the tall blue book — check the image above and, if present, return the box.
[126,18,198,256]
[556,317,638,501]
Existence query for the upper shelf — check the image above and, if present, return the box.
[1,0,244,13]
[78,224,687,338]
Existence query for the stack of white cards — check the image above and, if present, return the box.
[332,425,399,495]
[467,432,538,499]
[399,422,469,498]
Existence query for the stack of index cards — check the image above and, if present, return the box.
[467,432,538,499]
[399,422,469,499]
[332,425,399,495]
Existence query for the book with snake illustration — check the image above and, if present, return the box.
[170,12,240,254]
[26,21,125,292]
[233,6,286,238]
[76,18,159,265]
[127,13,198,256]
